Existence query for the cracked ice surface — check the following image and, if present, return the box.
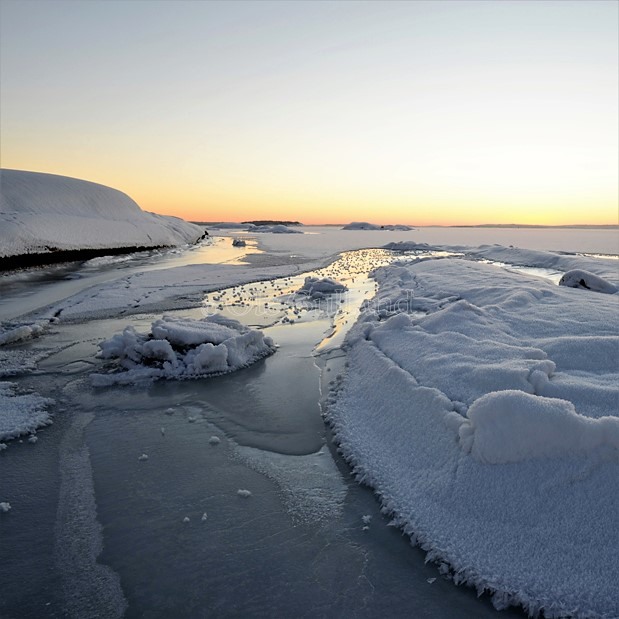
[329,257,619,618]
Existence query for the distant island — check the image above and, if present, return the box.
[242,220,302,226]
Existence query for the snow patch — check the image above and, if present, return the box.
[0,381,54,441]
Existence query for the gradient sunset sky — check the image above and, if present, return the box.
[1,0,617,225]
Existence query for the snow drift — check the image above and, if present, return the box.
[459,390,619,464]
[0,169,204,259]
[91,314,276,385]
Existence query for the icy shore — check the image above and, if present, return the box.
[0,169,204,262]
[328,254,619,617]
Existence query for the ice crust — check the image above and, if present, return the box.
[92,315,276,385]
[330,256,619,618]
[0,381,54,441]
[0,169,204,258]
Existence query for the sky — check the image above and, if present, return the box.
[1,0,617,226]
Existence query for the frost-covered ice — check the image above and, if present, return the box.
[234,444,347,524]
[297,276,347,299]
[0,381,54,441]
[91,315,276,385]
[329,253,619,618]
[0,169,204,258]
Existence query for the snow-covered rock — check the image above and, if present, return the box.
[0,169,204,259]
[231,238,247,247]
[297,276,347,299]
[91,314,276,385]
[558,269,618,294]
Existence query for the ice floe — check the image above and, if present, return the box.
[92,315,275,385]
[0,381,54,441]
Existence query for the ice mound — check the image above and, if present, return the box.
[231,238,246,247]
[459,390,619,464]
[0,322,46,346]
[91,314,275,385]
[558,269,618,294]
[297,276,347,299]
[0,381,54,441]
[0,169,204,258]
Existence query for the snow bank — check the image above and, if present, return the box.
[91,315,275,385]
[0,381,54,440]
[558,269,618,294]
[297,276,347,299]
[331,255,619,617]
[0,169,204,259]
[459,390,619,464]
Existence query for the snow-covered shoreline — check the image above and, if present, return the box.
[0,169,205,265]
[327,253,618,618]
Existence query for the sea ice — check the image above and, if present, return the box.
[0,381,54,441]
[91,314,276,385]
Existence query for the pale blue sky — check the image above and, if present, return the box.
[1,0,617,224]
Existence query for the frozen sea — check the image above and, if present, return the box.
[1,226,617,618]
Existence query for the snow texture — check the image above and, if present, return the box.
[297,276,348,299]
[0,322,46,346]
[0,169,204,258]
[0,381,54,441]
[92,314,275,385]
[234,444,347,524]
[330,255,619,618]
[558,269,618,294]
